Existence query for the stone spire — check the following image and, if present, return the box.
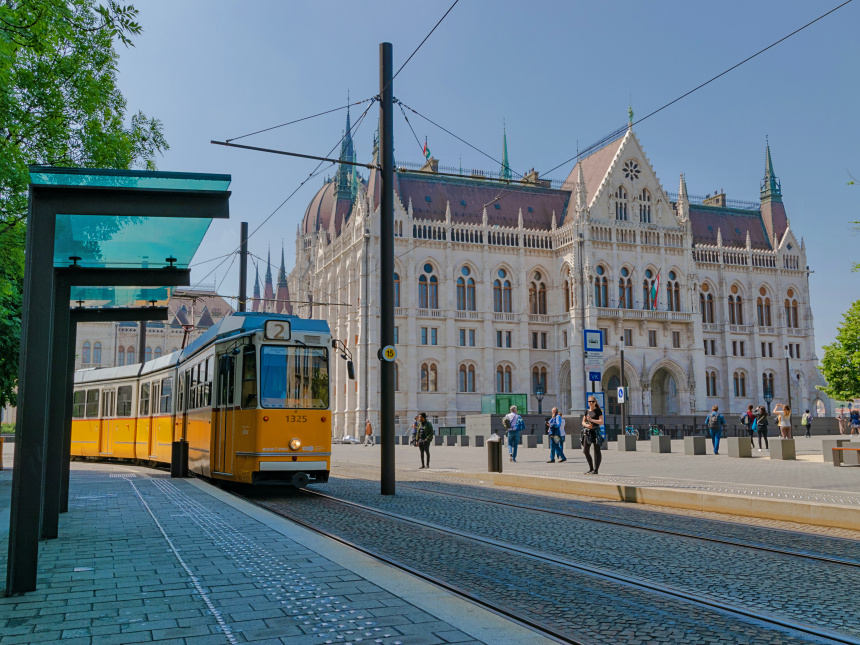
[575,163,588,212]
[278,242,287,286]
[716,227,723,247]
[265,247,273,287]
[251,265,261,312]
[760,136,782,203]
[500,120,512,181]
[677,173,689,222]
[745,229,752,249]
[263,247,274,310]
[336,94,358,200]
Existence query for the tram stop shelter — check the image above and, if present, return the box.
[5,167,231,595]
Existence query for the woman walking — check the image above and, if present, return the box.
[582,396,604,475]
[755,405,769,452]
[777,404,792,439]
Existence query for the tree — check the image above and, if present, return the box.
[0,0,168,407]
[819,300,860,402]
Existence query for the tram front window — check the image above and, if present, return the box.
[260,346,329,409]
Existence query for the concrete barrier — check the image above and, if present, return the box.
[446,435,457,446]
[475,435,485,448]
[726,436,752,458]
[458,435,470,447]
[434,436,443,446]
[526,435,538,448]
[617,435,637,452]
[770,438,796,460]
[651,435,671,453]
[822,439,850,465]
[684,436,706,455]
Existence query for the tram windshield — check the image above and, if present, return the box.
[260,345,329,409]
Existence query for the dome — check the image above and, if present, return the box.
[300,179,337,236]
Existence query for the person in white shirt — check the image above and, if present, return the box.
[547,407,567,463]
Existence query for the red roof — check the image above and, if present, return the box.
[686,205,771,249]
[563,136,625,204]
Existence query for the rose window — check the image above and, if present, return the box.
[623,160,640,180]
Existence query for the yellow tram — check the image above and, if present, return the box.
[72,312,343,486]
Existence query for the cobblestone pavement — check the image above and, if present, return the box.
[0,464,498,645]
[334,440,860,502]
[251,486,849,645]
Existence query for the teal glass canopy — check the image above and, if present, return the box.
[30,166,231,306]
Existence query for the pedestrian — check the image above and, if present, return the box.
[582,397,603,474]
[364,419,373,446]
[547,407,567,463]
[838,411,847,435]
[801,409,812,438]
[850,409,860,436]
[410,415,419,446]
[706,405,725,455]
[755,405,770,451]
[741,404,756,448]
[416,412,434,469]
[777,404,792,439]
[503,405,524,462]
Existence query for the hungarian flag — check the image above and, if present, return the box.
[423,137,431,160]
[651,270,660,309]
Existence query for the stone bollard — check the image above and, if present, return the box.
[526,435,538,448]
[684,436,706,455]
[434,435,443,446]
[617,434,637,451]
[651,435,671,453]
[822,439,850,465]
[475,435,485,448]
[446,435,457,446]
[458,435,470,447]
[726,436,752,458]
[770,438,796,460]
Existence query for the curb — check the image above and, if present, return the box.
[451,471,860,531]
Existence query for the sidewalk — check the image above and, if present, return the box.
[0,462,548,644]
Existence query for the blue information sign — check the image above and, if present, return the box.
[588,371,601,381]
[583,329,603,352]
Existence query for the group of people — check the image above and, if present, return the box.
[705,403,806,454]
[838,409,860,436]
[502,398,604,474]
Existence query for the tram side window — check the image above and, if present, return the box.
[191,365,199,409]
[139,383,150,417]
[72,391,86,418]
[177,374,185,412]
[204,358,212,407]
[160,377,173,414]
[85,389,99,417]
[241,346,257,409]
[218,354,235,407]
[116,386,133,417]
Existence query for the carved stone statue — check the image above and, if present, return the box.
[642,388,651,415]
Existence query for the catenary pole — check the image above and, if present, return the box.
[379,42,395,495]
[238,222,248,312]
[620,341,626,432]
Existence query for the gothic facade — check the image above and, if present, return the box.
[288,118,829,436]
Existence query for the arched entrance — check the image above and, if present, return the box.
[602,367,629,416]
[558,361,571,413]
[651,368,680,415]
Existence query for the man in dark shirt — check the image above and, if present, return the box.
[417,412,434,469]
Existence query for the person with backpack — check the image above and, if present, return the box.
[503,405,524,462]
[801,410,812,438]
[547,407,567,463]
[850,409,860,436]
[740,405,756,448]
[706,405,725,455]
[416,412,434,469]
[581,396,603,474]
[755,405,770,452]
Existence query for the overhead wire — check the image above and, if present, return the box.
[247,251,349,309]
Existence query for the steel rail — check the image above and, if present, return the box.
[378,479,860,569]
[232,491,579,645]
[294,488,860,645]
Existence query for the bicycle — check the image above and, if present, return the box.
[647,424,664,437]
[624,425,639,440]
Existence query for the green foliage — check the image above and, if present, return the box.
[1,423,15,435]
[819,300,860,401]
[0,0,168,408]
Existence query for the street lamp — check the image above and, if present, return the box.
[764,387,774,415]
[534,383,545,415]
[784,345,792,410]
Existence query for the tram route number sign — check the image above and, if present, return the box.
[379,345,397,362]
[264,320,291,341]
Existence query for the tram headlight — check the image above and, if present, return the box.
[289,438,302,451]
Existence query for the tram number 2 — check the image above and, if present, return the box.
[264,320,291,340]
[286,414,307,423]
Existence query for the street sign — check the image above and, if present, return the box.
[584,355,603,369]
[583,329,603,352]
[617,386,626,403]
[379,345,397,362]
[588,371,601,382]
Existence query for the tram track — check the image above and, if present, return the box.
[344,476,860,569]
[240,486,860,645]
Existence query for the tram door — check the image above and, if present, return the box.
[214,353,235,474]
[99,389,115,454]
[148,381,159,458]
[180,370,190,441]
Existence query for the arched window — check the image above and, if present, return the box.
[429,363,437,391]
[82,342,90,364]
[642,269,656,311]
[538,282,547,314]
[419,275,428,309]
[733,371,747,397]
[495,365,512,393]
[126,347,135,365]
[466,278,475,311]
[614,186,628,221]
[459,364,476,393]
[154,347,163,359]
[705,370,718,397]
[420,363,437,392]
[418,262,438,309]
[429,275,438,309]
[666,271,680,312]
[494,269,512,313]
[394,362,400,391]
[528,272,547,314]
[93,342,102,364]
[785,289,799,328]
[618,267,633,309]
[564,280,570,311]
[735,295,743,325]
[145,347,152,362]
[456,266,476,311]
[493,279,502,312]
[699,284,714,323]
[593,266,608,307]
[531,366,547,392]
[393,273,400,307]
[457,277,467,311]
[639,188,652,223]
[117,350,125,366]
[762,372,775,397]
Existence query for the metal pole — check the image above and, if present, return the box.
[620,343,626,432]
[138,322,147,363]
[784,348,792,410]
[238,222,248,312]
[379,42,395,495]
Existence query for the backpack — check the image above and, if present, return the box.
[514,415,525,432]
[739,413,748,426]
[801,413,810,426]
[502,417,511,430]
[706,412,720,430]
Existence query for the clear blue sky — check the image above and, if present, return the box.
[115,0,859,352]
